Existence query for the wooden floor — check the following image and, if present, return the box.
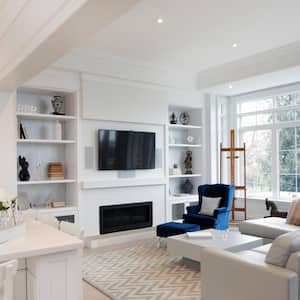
[83,281,111,300]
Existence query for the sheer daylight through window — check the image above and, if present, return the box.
[237,91,300,200]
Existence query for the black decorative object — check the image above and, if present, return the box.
[170,112,177,124]
[179,112,190,125]
[184,150,193,174]
[18,156,30,181]
[51,96,65,115]
[181,179,193,194]
[265,198,287,218]
[19,123,26,139]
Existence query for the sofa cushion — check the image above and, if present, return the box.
[235,250,268,266]
[287,200,298,224]
[200,196,221,215]
[252,244,272,255]
[265,231,300,267]
[239,217,300,240]
[287,199,300,225]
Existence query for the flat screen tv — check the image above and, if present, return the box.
[98,129,155,170]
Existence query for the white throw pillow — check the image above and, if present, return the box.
[200,196,221,216]
[265,231,300,267]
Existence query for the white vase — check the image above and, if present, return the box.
[55,121,62,140]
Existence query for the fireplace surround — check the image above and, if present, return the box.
[99,202,153,234]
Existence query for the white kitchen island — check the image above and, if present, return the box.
[0,221,83,300]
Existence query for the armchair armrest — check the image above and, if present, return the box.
[186,205,200,214]
[201,248,298,300]
[213,207,228,217]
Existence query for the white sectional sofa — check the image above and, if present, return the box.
[201,217,300,300]
[239,217,300,241]
[201,243,300,300]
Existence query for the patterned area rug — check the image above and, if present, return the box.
[83,239,201,300]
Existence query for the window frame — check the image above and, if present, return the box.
[233,83,300,201]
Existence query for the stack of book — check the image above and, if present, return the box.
[48,162,64,179]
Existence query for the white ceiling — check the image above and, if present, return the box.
[80,0,300,73]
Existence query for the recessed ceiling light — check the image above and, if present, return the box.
[157,18,164,24]
[232,43,238,48]
[229,85,233,89]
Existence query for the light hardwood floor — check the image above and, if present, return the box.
[83,281,111,300]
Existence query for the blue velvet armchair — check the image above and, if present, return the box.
[183,184,235,230]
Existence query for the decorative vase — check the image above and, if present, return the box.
[181,179,194,194]
[51,96,65,115]
[55,121,62,140]
[179,112,190,125]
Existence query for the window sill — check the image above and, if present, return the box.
[237,195,294,204]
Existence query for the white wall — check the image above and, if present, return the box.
[79,73,204,235]
[0,92,16,194]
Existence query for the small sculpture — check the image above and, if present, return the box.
[51,96,65,115]
[181,179,194,194]
[265,198,287,218]
[184,151,193,174]
[186,135,195,144]
[179,112,190,125]
[18,156,30,181]
[170,112,177,124]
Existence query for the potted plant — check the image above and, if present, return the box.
[0,189,25,244]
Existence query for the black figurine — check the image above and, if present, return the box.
[170,112,177,124]
[18,156,30,181]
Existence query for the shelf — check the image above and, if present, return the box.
[17,179,76,185]
[168,143,202,148]
[169,194,198,202]
[81,178,167,189]
[169,174,202,178]
[17,139,76,144]
[16,112,76,121]
[168,124,202,129]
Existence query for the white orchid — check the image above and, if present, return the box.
[0,189,16,211]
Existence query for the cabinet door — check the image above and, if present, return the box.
[27,271,38,300]
[15,270,26,300]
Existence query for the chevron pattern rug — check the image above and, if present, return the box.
[83,239,201,300]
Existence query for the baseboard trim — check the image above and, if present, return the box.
[85,227,156,249]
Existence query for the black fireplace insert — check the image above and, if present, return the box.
[99,202,153,234]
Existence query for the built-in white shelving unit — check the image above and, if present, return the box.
[16,87,79,222]
[166,105,204,221]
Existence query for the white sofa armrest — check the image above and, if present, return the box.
[201,248,298,300]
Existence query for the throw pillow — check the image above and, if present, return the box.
[265,231,300,267]
[199,196,221,216]
[286,199,300,225]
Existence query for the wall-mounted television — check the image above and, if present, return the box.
[98,129,155,170]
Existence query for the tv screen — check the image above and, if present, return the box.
[98,129,155,170]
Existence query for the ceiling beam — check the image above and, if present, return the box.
[0,0,139,91]
[197,40,300,90]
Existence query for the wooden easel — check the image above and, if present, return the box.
[220,129,247,220]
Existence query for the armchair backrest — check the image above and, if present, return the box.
[198,184,235,211]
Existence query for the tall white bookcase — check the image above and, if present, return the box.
[16,88,79,222]
[166,105,204,221]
